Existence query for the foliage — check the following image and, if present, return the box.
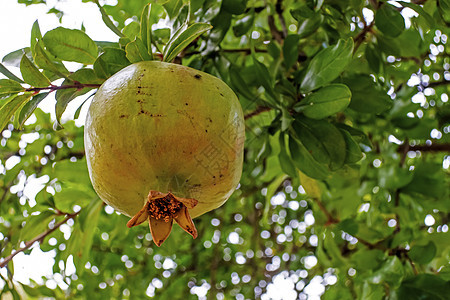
[1,0,450,299]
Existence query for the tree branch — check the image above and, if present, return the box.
[426,80,450,88]
[0,211,80,268]
[398,143,450,153]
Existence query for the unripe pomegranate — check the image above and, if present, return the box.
[84,61,244,246]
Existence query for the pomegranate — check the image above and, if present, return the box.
[84,61,244,246]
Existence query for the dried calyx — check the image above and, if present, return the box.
[127,191,198,246]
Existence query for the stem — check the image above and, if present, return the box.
[397,143,450,153]
[405,253,419,275]
[353,22,374,53]
[244,106,272,120]
[275,0,288,38]
[0,211,80,268]
[427,80,450,88]
[25,83,101,94]
[314,197,339,225]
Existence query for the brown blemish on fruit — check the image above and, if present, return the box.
[194,74,202,79]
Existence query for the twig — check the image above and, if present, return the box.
[0,211,80,268]
[244,106,272,120]
[221,48,267,54]
[397,143,450,153]
[426,80,450,88]
[0,182,14,205]
[268,15,284,43]
[25,83,101,94]
[353,22,374,53]
[314,197,339,225]
[357,237,387,250]
[275,0,288,38]
[406,254,419,275]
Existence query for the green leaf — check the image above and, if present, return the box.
[140,4,153,59]
[360,281,385,300]
[19,210,55,242]
[20,54,51,88]
[125,38,153,63]
[297,14,323,39]
[402,163,447,198]
[222,0,247,15]
[367,256,405,288]
[78,200,103,269]
[397,274,450,300]
[339,129,363,164]
[42,27,98,64]
[397,1,435,28]
[94,0,125,37]
[300,38,354,93]
[290,4,315,20]
[409,241,437,264]
[229,66,257,100]
[288,135,329,180]
[379,165,414,189]
[54,187,94,213]
[74,97,91,120]
[375,3,405,37]
[0,63,25,83]
[295,84,351,119]
[163,23,212,63]
[94,48,130,79]
[232,12,255,37]
[122,21,140,40]
[345,75,392,114]
[262,174,288,224]
[283,34,300,70]
[352,249,384,271]
[163,0,184,19]
[53,159,91,185]
[33,41,70,78]
[69,68,103,84]
[0,79,24,96]
[30,20,43,58]
[208,11,232,46]
[337,218,359,235]
[17,92,49,129]
[438,0,450,23]
[0,93,32,131]
[55,80,94,124]
[292,118,346,171]
[252,56,278,105]
[2,48,31,67]
[323,229,348,267]
[290,5,323,38]
[365,44,382,73]
[278,133,297,178]
[153,28,171,44]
